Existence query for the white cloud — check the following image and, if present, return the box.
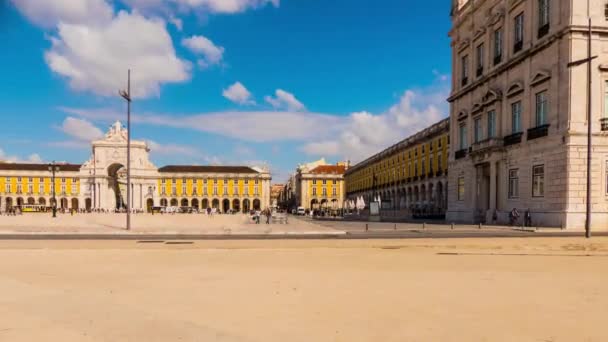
[300,87,448,162]
[177,0,279,13]
[182,35,224,66]
[59,117,104,142]
[44,10,191,99]
[138,110,343,142]
[169,16,183,31]
[264,89,305,111]
[146,140,204,158]
[123,0,279,15]
[60,78,449,164]
[10,0,113,28]
[222,82,254,105]
[0,148,44,163]
[27,154,43,163]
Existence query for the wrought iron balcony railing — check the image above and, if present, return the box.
[600,118,608,131]
[503,132,523,147]
[527,124,550,141]
[455,149,468,160]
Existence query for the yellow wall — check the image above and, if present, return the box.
[344,133,449,193]
[158,177,262,198]
[0,175,78,196]
[307,178,342,198]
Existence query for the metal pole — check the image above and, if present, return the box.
[51,162,56,218]
[585,18,592,238]
[126,70,132,231]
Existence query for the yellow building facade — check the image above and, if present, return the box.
[0,122,272,213]
[294,159,349,211]
[345,118,449,217]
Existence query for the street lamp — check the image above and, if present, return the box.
[119,69,132,231]
[567,18,596,239]
[47,161,60,218]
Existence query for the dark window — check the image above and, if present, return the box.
[514,13,524,52]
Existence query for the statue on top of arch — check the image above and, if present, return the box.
[104,121,128,142]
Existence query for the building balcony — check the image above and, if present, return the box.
[527,124,550,141]
[538,24,550,39]
[471,137,503,154]
[455,149,468,160]
[513,40,523,53]
[493,55,502,66]
[601,118,608,131]
[503,132,523,147]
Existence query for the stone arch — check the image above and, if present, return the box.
[421,184,426,202]
[242,198,250,213]
[107,163,126,210]
[202,198,209,209]
[71,198,79,210]
[170,198,178,207]
[146,198,154,212]
[5,197,13,211]
[252,198,261,210]
[310,198,318,209]
[27,197,35,205]
[38,197,46,206]
[160,198,168,207]
[222,198,230,213]
[16,197,24,207]
[212,198,220,209]
[191,198,199,209]
[414,186,419,203]
[60,198,68,209]
[232,199,240,212]
[85,198,92,211]
[181,198,189,207]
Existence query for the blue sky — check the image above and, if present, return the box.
[0,0,451,182]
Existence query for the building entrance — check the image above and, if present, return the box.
[475,163,490,223]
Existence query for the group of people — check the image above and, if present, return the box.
[1,207,22,216]
[252,208,273,224]
[509,208,532,227]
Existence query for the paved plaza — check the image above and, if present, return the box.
[0,213,341,235]
[0,237,607,341]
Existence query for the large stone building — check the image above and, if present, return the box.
[294,158,348,210]
[447,0,608,228]
[345,119,450,217]
[0,121,272,213]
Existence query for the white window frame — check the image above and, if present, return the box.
[508,169,519,199]
[511,101,522,133]
[476,43,484,71]
[532,165,545,197]
[474,117,483,143]
[535,91,548,126]
[538,0,550,28]
[494,28,503,61]
[514,13,524,45]
[459,124,467,150]
[487,110,496,138]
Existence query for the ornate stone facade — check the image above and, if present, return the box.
[447,0,608,229]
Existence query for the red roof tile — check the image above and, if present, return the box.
[309,165,346,175]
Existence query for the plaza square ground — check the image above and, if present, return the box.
[1,237,608,341]
[0,213,339,235]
